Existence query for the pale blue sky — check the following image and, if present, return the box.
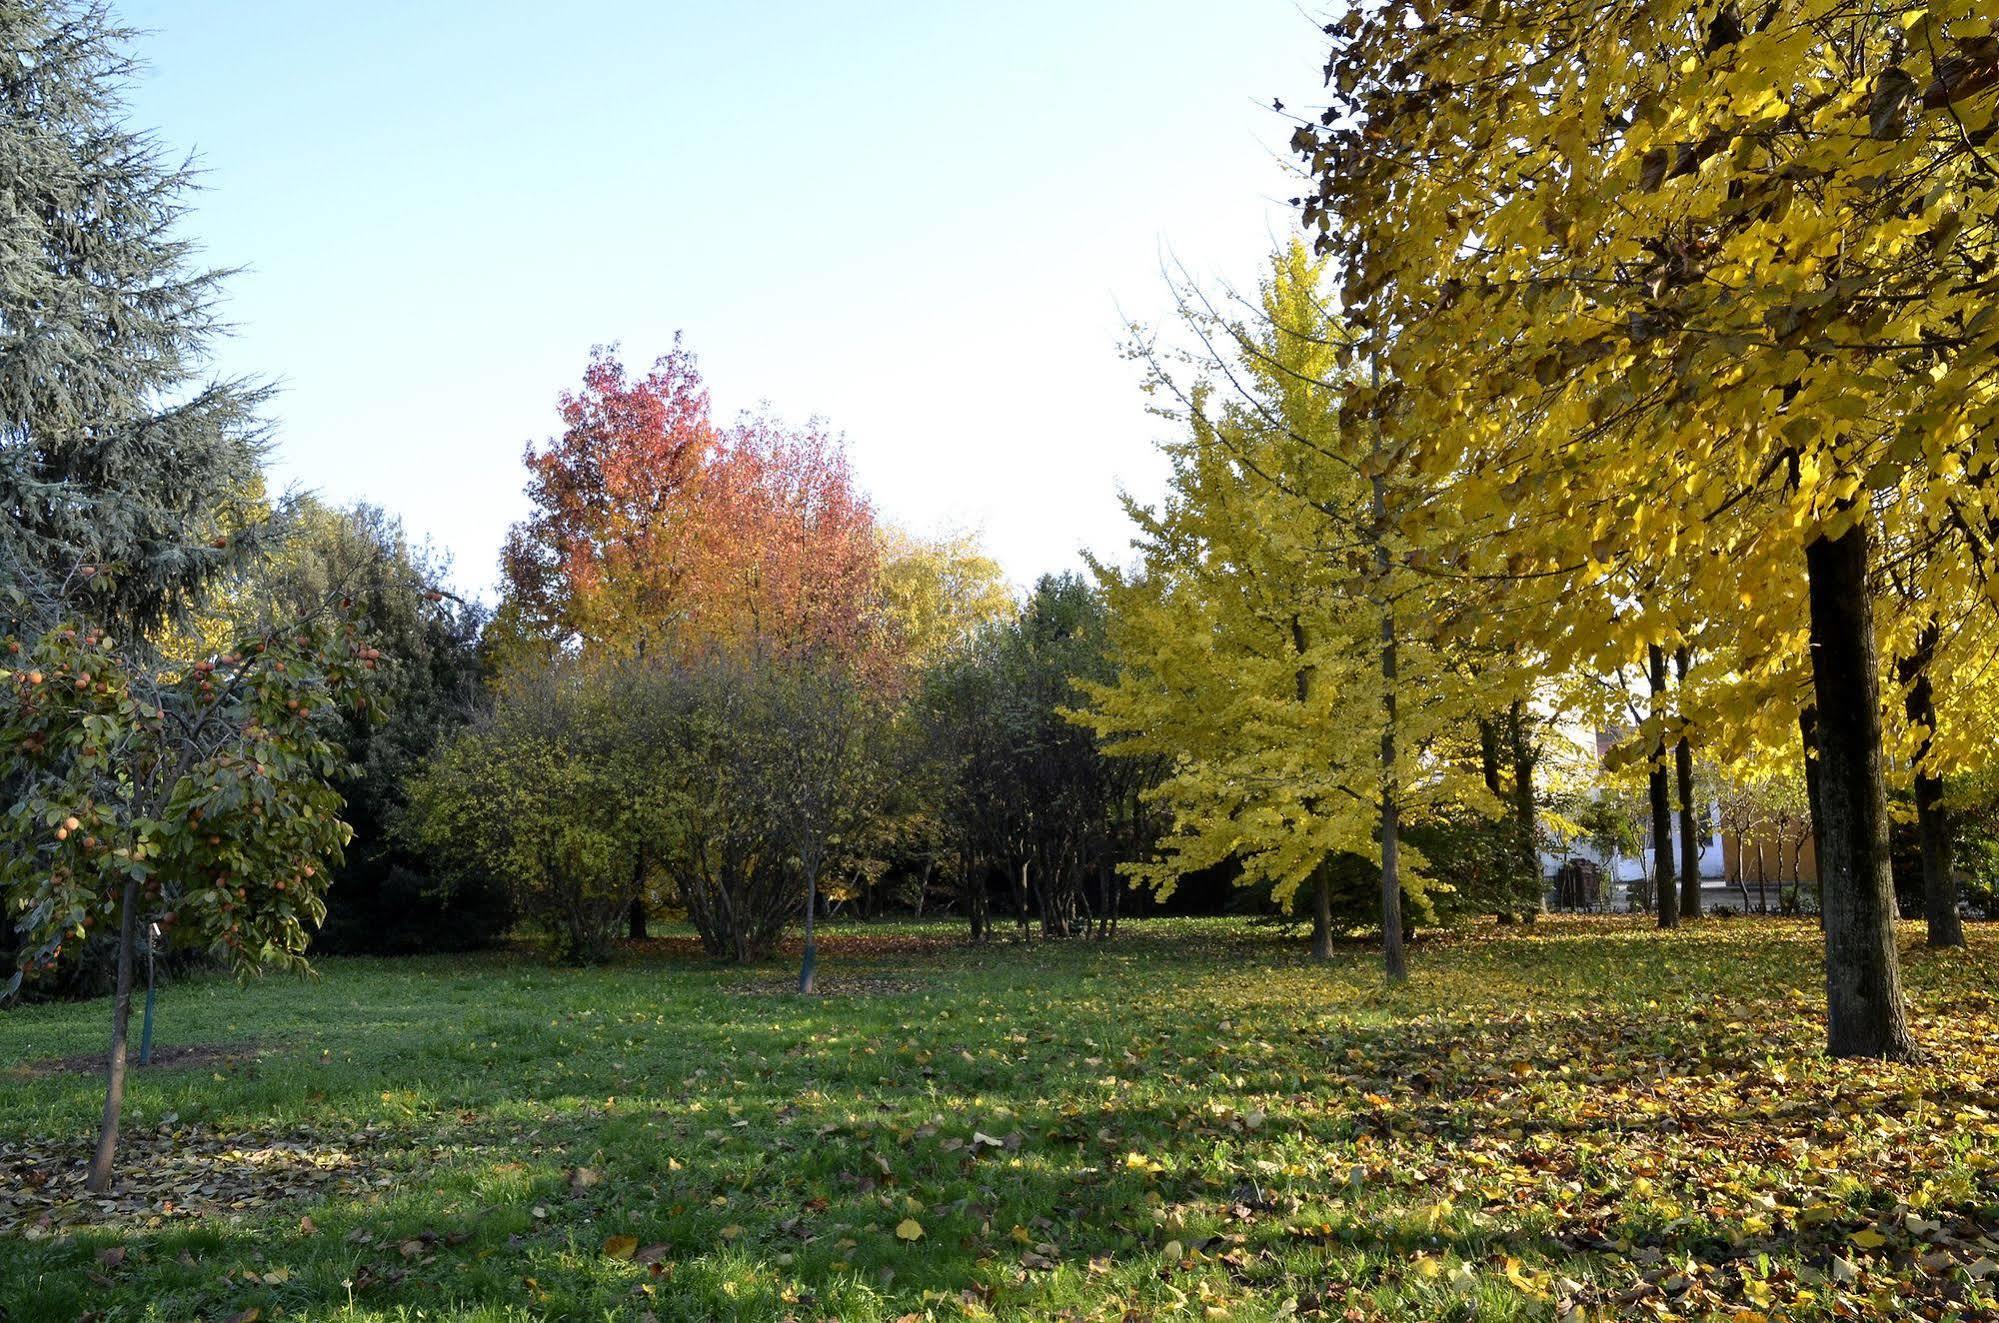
[117,2,1323,597]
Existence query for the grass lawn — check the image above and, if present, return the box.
[2,916,1996,1322]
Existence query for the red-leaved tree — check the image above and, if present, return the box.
[495,343,884,670]
[495,341,718,658]
[688,412,881,666]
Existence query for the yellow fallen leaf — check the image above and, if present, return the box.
[1849,1228,1888,1250]
[896,1217,924,1241]
[602,1234,639,1260]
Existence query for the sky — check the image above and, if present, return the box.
[116,1,1326,600]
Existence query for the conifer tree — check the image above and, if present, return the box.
[1,0,270,632]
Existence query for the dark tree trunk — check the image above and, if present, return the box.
[1648,645,1679,929]
[1103,857,1122,939]
[1015,859,1032,939]
[1899,622,1964,949]
[627,895,646,941]
[87,880,140,1194]
[1673,649,1702,918]
[1799,704,1825,921]
[1375,478,1406,984]
[966,853,987,943]
[1915,775,1959,946]
[1311,862,1333,961]
[1479,717,1502,796]
[1804,520,1915,1060]
[798,865,819,994]
[1480,716,1509,922]
[1507,700,1541,921]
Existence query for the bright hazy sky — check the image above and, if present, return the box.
[117,2,1325,598]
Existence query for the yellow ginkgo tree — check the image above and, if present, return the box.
[1081,244,1515,978]
[1295,0,1999,1056]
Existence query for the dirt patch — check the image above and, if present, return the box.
[0,1121,391,1236]
[5,1040,270,1081]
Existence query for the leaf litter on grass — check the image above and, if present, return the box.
[0,1121,391,1236]
[3,917,1997,1321]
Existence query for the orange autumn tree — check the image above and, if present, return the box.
[681,411,883,667]
[491,342,884,668]
[473,341,892,965]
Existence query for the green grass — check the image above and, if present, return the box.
[2,916,1996,1321]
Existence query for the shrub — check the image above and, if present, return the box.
[407,661,661,962]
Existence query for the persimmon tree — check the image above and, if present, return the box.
[0,0,387,1193]
[1296,0,1999,1055]
[1,562,374,1193]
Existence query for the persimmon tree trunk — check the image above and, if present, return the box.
[1674,649,1701,919]
[1804,521,1915,1060]
[1899,622,1963,949]
[1648,645,1679,929]
[87,879,141,1194]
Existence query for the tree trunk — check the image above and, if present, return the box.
[626,848,648,942]
[1104,857,1122,939]
[1311,862,1333,961]
[1915,772,1958,947]
[87,879,140,1194]
[1373,469,1406,984]
[1799,704,1825,924]
[1480,715,1510,923]
[1648,645,1679,929]
[1756,840,1768,914]
[1507,700,1541,921]
[1016,859,1032,939]
[1900,622,1964,949]
[966,853,986,943]
[1478,718,1502,796]
[1803,520,1915,1060]
[798,865,818,994]
[1673,649,1701,919]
